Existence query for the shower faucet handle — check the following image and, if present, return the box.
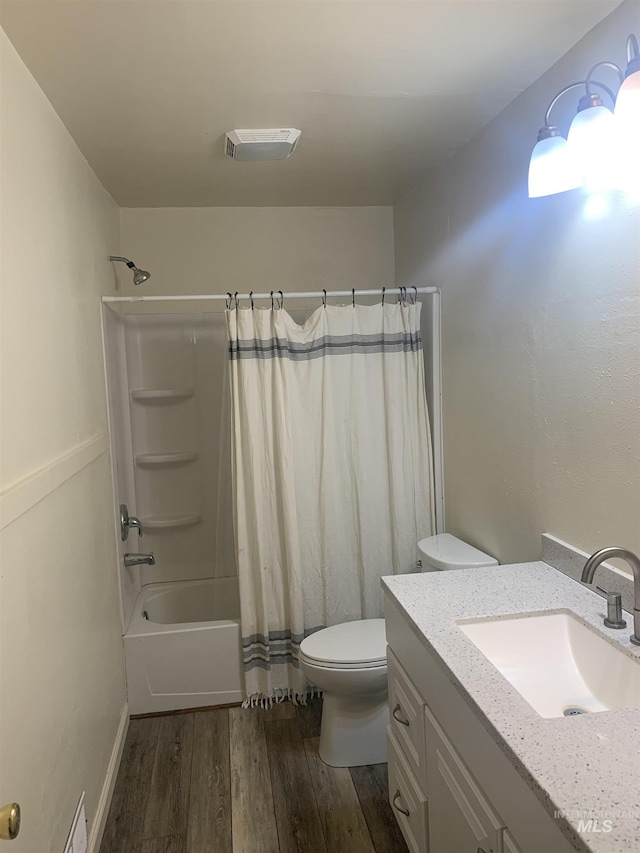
[128,516,143,536]
[120,504,143,540]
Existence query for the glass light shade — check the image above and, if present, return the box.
[614,70,640,198]
[567,104,617,191]
[528,135,582,198]
[615,69,640,133]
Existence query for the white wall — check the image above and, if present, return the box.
[394,1,640,565]
[119,206,395,300]
[0,29,126,852]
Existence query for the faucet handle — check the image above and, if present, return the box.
[596,586,627,629]
[120,504,143,540]
[127,515,143,536]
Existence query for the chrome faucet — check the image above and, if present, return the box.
[581,547,640,646]
[120,504,143,541]
[124,552,155,567]
[126,515,143,536]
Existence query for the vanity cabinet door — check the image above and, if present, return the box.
[387,728,429,853]
[388,649,427,790]
[425,705,505,853]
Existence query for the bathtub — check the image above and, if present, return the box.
[124,578,244,714]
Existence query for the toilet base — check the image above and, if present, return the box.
[318,690,388,767]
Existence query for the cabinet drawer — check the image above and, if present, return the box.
[424,704,505,853]
[388,648,427,790]
[387,727,429,853]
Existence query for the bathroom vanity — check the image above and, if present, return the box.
[382,563,640,853]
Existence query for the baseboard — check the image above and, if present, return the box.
[88,702,129,853]
[130,700,243,719]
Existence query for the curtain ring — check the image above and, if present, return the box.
[270,290,275,309]
[382,286,386,305]
[352,288,356,308]
[234,292,239,309]
[322,289,327,308]
[279,290,283,309]
[411,286,418,304]
[226,292,233,310]
[403,286,408,305]
[249,291,254,310]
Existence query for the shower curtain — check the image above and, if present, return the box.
[227,300,435,706]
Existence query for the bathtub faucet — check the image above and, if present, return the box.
[124,552,156,567]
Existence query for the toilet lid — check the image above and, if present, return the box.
[300,619,387,666]
[417,533,498,570]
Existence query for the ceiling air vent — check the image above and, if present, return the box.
[224,128,302,161]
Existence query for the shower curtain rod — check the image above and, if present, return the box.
[102,286,438,304]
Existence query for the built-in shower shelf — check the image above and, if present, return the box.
[131,389,194,404]
[139,513,203,529]
[135,451,199,467]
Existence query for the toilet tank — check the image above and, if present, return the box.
[417,534,498,572]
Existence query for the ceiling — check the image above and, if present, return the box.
[0,1,620,207]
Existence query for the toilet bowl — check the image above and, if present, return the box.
[299,619,388,767]
[300,535,498,769]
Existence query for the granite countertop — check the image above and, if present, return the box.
[382,562,640,853]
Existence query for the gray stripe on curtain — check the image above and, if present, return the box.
[243,626,326,672]
[242,627,324,648]
[229,331,422,360]
[245,659,301,672]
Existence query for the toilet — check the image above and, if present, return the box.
[299,534,498,768]
[299,618,388,767]
[416,533,499,573]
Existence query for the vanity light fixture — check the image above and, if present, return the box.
[528,33,639,198]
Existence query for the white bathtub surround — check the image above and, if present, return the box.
[124,579,243,714]
[228,300,435,706]
[102,310,238,632]
[382,564,640,853]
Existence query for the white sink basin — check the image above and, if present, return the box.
[458,611,640,718]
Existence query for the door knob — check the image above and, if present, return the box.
[0,803,20,840]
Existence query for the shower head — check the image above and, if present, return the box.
[109,256,151,286]
[132,267,151,286]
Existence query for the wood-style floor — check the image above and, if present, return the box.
[100,698,409,853]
